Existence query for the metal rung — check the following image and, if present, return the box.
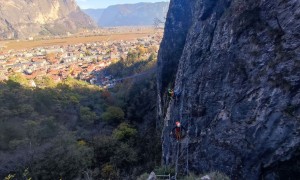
[156,174,171,180]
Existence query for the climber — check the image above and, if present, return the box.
[170,121,186,141]
[174,88,181,102]
[168,88,174,99]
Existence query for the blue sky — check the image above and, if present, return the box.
[76,0,169,9]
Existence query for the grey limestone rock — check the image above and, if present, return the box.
[158,0,300,179]
[147,171,157,180]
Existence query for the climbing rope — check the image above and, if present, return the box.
[174,85,191,179]
[174,85,184,179]
[175,141,180,180]
[166,83,194,179]
[186,103,191,176]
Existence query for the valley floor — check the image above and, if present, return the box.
[0,27,162,51]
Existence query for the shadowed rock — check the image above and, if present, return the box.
[158,0,300,179]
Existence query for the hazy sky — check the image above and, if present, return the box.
[76,0,169,9]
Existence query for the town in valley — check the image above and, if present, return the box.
[0,28,162,88]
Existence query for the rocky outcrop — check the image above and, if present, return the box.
[0,0,96,39]
[147,172,157,180]
[158,0,300,179]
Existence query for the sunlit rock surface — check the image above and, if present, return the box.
[0,0,96,39]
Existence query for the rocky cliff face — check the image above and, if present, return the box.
[158,0,300,179]
[0,0,96,39]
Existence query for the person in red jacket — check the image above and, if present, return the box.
[170,121,186,141]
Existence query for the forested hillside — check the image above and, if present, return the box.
[0,49,160,179]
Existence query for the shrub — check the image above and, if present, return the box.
[206,171,230,180]
[8,73,30,87]
[182,173,200,180]
[110,143,138,168]
[101,164,119,179]
[101,106,124,123]
[182,171,230,180]
[154,166,175,176]
[80,106,98,125]
[35,76,56,88]
[137,173,149,180]
[113,123,137,141]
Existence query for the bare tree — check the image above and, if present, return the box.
[153,17,165,30]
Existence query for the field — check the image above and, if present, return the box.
[1,28,161,51]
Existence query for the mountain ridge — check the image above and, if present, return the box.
[84,2,169,27]
[0,0,96,39]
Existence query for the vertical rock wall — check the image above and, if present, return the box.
[158,0,300,179]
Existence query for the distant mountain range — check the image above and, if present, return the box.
[0,0,96,39]
[84,2,170,27]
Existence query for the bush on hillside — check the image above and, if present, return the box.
[101,106,125,123]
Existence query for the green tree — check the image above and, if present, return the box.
[126,51,139,66]
[80,106,98,125]
[8,73,30,86]
[101,164,119,179]
[0,121,26,150]
[35,76,56,88]
[113,123,137,141]
[111,143,138,168]
[136,45,147,57]
[148,53,156,62]
[36,117,59,142]
[94,136,117,164]
[101,106,124,123]
[16,104,34,118]
[32,133,93,179]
